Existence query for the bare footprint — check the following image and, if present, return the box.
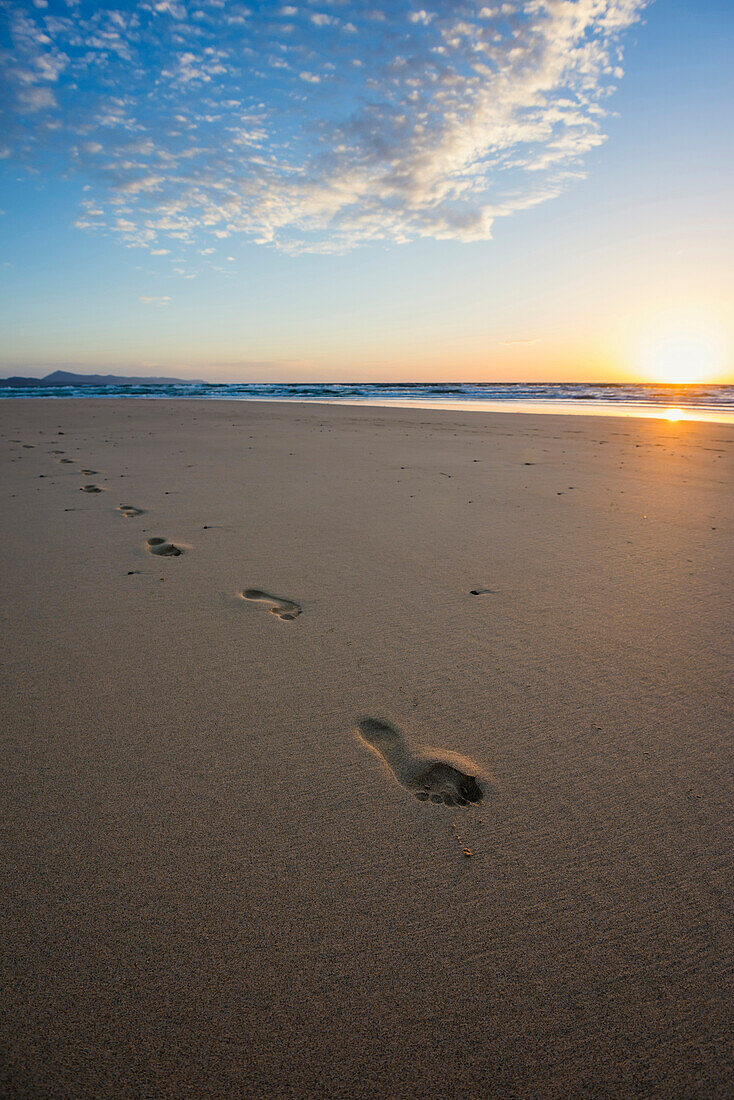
[80,469,97,476]
[118,504,145,518]
[357,717,485,808]
[240,589,302,621]
[146,537,182,557]
[80,484,104,493]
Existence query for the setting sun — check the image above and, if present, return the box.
[634,314,728,384]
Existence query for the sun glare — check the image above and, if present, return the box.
[634,314,728,384]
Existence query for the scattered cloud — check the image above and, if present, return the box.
[139,295,172,304]
[17,86,57,112]
[408,11,435,25]
[1,0,648,259]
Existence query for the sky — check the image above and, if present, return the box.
[0,0,732,383]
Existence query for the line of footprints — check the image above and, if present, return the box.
[33,439,487,848]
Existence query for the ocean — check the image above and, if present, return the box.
[2,381,734,422]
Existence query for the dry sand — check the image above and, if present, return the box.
[1,398,732,1099]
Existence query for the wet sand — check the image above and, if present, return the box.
[1,399,732,1098]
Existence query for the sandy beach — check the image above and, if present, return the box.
[1,398,732,1099]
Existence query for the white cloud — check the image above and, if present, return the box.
[118,175,165,195]
[17,86,57,112]
[1,0,648,257]
[144,1,187,16]
[408,11,435,26]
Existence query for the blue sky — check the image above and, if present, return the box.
[1,0,732,381]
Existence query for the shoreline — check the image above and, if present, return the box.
[284,396,734,424]
[3,393,734,424]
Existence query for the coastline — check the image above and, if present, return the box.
[276,396,734,424]
[2,398,732,1098]
[3,393,734,425]
[2,381,734,428]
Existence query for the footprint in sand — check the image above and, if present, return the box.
[470,587,497,596]
[80,484,104,493]
[357,717,485,808]
[118,504,145,518]
[240,589,302,621]
[146,537,182,557]
[80,469,97,476]
[58,458,74,464]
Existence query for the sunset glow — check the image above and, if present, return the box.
[633,316,729,385]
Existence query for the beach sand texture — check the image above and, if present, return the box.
[1,399,732,1099]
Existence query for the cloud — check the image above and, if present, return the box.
[0,0,648,257]
[408,11,435,25]
[17,86,57,112]
[139,295,171,304]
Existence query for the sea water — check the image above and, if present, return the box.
[2,381,733,423]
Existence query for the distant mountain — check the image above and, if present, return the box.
[1,370,205,387]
